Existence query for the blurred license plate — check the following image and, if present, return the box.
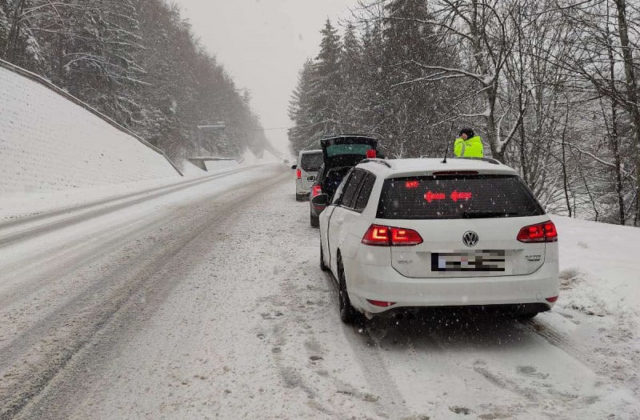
[432,251,505,272]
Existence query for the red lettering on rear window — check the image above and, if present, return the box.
[424,191,446,203]
[450,191,472,202]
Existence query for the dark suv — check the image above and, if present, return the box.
[309,135,378,227]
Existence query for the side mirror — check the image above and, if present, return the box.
[311,193,329,214]
[291,164,297,170]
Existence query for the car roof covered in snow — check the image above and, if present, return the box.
[357,157,517,178]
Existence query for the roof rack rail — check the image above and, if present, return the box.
[453,157,501,165]
[360,158,392,168]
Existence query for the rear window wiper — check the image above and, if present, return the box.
[462,211,519,218]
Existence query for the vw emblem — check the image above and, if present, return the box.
[463,231,479,247]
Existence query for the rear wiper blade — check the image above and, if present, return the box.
[462,211,518,218]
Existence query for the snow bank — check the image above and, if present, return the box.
[555,216,638,300]
[543,216,640,398]
[0,63,180,198]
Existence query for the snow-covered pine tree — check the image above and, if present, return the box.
[338,23,366,134]
[135,0,266,159]
[1,0,45,69]
[310,19,343,138]
[288,60,317,154]
[59,0,145,127]
[381,0,461,157]
[358,21,388,147]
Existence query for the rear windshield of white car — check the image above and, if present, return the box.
[377,175,544,219]
[300,153,323,171]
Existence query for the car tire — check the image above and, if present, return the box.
[310,212,319,228]
[320,242,329,272]
[337,256,359,324]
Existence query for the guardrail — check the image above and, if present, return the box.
[0,58,183,176]
[187,156,235,171]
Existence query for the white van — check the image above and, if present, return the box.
[294,150,323,201]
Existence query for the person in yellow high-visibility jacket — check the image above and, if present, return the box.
[454,128,484,158]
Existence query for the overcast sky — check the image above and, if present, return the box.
[173,0,359,156]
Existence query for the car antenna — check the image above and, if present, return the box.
[442,121,454,164]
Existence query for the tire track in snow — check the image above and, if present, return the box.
[251,189,406,418]
[338,303,412,419]
[523,317,640,399]
[521,319,593,366]
[0,172,288,420]
[0,166,259,248]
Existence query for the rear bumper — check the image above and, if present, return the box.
[295,180,311,195]
[347,262,558,315]
[309,200,321,217]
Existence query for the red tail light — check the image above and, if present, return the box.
[366,149,377,158]
[517,221,558,243]
[311,184,322,197]
[362,224,423,246]
[391,228,423,245]
[367,299,396,307]
[296,168,301,179]
[362,225,390,245]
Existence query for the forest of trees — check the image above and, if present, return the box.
[0,0,267,160]
[288,0,640,226]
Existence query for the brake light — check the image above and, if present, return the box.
[546,296,558,303]
[432,171,479,176]
[362,225,389,245]
[367,299,396,307]
[362,224,423,246]
[311,184,322,197]
[296,168,301,179]
[391,228,423,245]
[366,149,377,158]
[517,221,558,243]
[405,180,420,189]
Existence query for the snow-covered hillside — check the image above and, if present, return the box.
[0,65,179,197]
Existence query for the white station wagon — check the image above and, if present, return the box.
[316,158,559,323]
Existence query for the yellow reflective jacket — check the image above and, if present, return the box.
[454,135,484,158]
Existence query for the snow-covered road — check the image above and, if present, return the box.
[0,166,638,419]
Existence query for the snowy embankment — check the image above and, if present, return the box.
[541,216,639,397]
[0,62,270,222]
